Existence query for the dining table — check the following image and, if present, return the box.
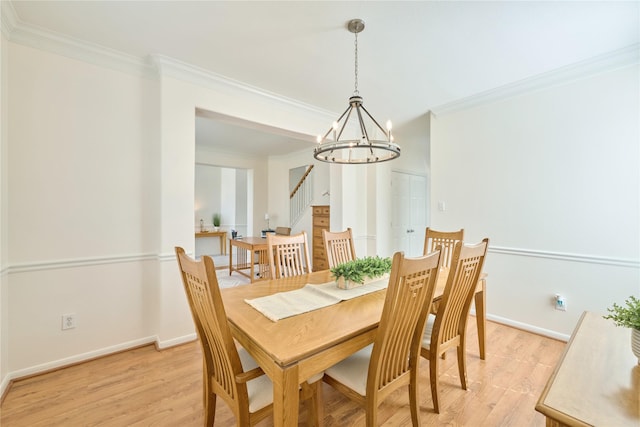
[221,267,486,427]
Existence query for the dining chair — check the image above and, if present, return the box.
[275,226,291,236]
[423,227,464,268]
[266,231,312,279]
[424,227,488,358]
[420,238,489,413]
[323,228,357,268]
[323,249,444,426]
[174,247,323,426]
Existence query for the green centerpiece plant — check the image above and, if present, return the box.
[212,213,221,230]
[604,295,640,364]
[331,256,392,289]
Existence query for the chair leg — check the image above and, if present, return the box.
[457,343,468,390]
[365,398,378,427]
[475,280,487,360]
[203,372,216,426]
[409,366,421,426]
[430,354,440,414]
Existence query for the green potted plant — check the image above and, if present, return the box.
[212,213,221,231]
[331,256,392,290]
[604,295,640,364]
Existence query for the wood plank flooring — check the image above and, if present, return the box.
[1,319,565,426]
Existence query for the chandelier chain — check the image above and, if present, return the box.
[354,31,359,96]
[313,18,400,164]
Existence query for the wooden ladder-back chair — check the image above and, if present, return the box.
[420,238,489,413]
[323,250,444,426]
[323,228,357,268]
[423,227,464,268]
[266,231,312,279]
[424,227,487,360]
[174,247,322,426]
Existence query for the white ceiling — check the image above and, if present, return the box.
[8,1,639,156]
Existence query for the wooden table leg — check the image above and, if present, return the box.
[475,278,487,360]
[273,365,299,427]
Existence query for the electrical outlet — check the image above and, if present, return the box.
[555,295,567,311]
[62,313,76,330]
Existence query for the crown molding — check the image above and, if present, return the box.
[0,0,18,39]
[3,0,636,121]
[1,1,153,78]
[431,43,640,116]
[1,1,336,124]
[150,54,335,122]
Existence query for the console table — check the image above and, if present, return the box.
[228,237,270,283]
[195,231,227,255]
[536,311,639,426]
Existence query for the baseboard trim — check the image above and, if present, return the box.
[7,336,158,382]
[0,333,198,400]
[482,312,571,342]
[0,374,12,404]
[156,333,198,350]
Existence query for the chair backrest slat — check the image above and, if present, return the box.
[431,239,489,349]
[423,227,464,269]
[368,250,443,394]
[175,247,247,409]
[323,228,357,268]
[267,231,312,279]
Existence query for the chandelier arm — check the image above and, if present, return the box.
[354,106,372,151]
[358,104,389,140]
[335,107,354,142]
[321,106,351,141]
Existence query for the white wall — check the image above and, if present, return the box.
[4,41,161,379]
[0,17,8,391]
[431,64,640,337]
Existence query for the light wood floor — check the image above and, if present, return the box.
[1,319,565,426]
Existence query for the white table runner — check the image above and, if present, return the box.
[245,277,389,322]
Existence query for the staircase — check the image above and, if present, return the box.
[290,165,314,227]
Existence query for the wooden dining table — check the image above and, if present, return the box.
[221,267,486,427]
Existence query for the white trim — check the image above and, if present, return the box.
[151,54,336,121]
[4,0,637,121]
[1,333,197,394]
[5,335,157,382]
[431,44,640,116]
[7,253,158,274]
[156,333,197,350]
[481,312,570,342]
[0,0,18,39]
[0,373,10,399]
[5,246,636,274]
[489,246,639,268]
[1,1,153,78]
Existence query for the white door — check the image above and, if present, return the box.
[391,172,428,257]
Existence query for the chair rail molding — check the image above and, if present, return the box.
[489,245,639,269]
[7,253,159,274]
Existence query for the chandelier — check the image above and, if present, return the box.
[314,19,400,164]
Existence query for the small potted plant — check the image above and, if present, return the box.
[331,256,392,290]
[604,295,640,364]
[212,213,221,231]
